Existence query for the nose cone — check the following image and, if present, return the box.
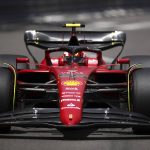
[54,66,97,126]
[59,79,85,126]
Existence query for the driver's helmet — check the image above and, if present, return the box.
[63,52,70,57]
[63,52,71,63]
[63,51,86,63]
[74,52,82,57]
[63,52,86,57]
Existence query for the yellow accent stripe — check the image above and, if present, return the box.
[127,64,142,111]
[65,23,81,27]
[3,63,17,111]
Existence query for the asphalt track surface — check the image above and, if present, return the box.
[0,13,150,150]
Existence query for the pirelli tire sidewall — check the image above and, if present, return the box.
[131,68,150,116]
[0,67,14,113]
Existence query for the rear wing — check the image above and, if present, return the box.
[24,30,126,51]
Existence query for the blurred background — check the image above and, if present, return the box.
[0,0,150,62]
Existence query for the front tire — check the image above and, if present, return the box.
[0,67,15,133]
[131,68,150,134]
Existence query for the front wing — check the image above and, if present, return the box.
[0,108,150,129]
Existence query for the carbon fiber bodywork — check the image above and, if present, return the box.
[0,108,150,128]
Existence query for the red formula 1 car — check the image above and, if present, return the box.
[0,23,150,136]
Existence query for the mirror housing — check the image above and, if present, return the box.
[16,57,29,69]
[117,58,130,64]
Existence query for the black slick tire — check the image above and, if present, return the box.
[0,67,15,133]
[131,68,150,134]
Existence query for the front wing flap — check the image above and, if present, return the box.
[0,108,150,128]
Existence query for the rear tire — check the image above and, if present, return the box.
[0,67,15,133]
[131,68,150,134]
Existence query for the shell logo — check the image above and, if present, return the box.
[62,80,82,86]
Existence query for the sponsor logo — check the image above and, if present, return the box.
[62,80,82,86]
[61,70,78,74]
[61,107,80,110]
[51,59,58,63]
[61,99,80,102]
[67,103,75,107]
[65,87,78,91]
[62,92,80,95]
[74,95,81,98]
[88,59,98,64]
[61,95,73,98]
[59,70,86,78]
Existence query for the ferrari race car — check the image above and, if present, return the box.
[0,23,150,136]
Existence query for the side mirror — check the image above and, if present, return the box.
[117,58,130,64]
[117,58,130,70]
[16,57,29,69]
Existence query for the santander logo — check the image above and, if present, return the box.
[62,80,82,86]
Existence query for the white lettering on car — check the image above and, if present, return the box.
[61,107,80,110]
[61,99,80,102]
[65,87,78,91]
[62,92,81,95]
[61,95,73,98]
[67,103,75,107]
